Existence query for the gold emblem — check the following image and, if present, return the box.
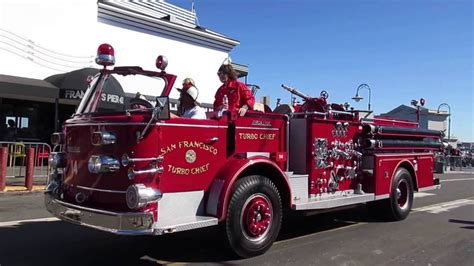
[185,150,196,163]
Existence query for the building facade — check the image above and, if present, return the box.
[380,104,458,147]
[0,0,245,142]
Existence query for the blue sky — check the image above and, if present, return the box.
[170,0,472,141]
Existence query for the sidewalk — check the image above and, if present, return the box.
[444,167,474,175]
[1,166,48,194]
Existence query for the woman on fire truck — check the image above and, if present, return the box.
[213,64,255,116]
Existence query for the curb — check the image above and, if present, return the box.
[444,171,474,174]
[0,186,46,197]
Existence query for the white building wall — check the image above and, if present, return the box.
[428,120,446,131]
[0,0,228,103]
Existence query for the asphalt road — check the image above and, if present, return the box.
[0,173,472,266]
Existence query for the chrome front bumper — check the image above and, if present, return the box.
[44,193,155,235]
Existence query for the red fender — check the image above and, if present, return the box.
[388,159,417,194]
[206,156,291,222]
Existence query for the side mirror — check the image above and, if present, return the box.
[155,96,170,120]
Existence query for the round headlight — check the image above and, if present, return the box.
[126,185,140,209]
[88,155,120,173]
[127,168,135,180]
[88,155,101,173]
[49,152,67,168]
[122,154,130,167]
[51,133,64,146]
[126,184,162,210]
[48,154,54,167]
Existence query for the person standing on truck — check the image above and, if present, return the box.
[214,64,255,116]
[175,78,206,119]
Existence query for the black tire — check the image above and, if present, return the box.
[385,168,414,221]
[226,175,282,258]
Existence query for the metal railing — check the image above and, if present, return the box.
[434,154,473,173]
[0,141,51,179]
[447,155,472,170]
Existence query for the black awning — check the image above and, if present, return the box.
[45,68,124,103]
[0,74,59,101]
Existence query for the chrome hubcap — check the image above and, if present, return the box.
[396,188,402,199]
[241,193,272,242]
[396,180,408,209]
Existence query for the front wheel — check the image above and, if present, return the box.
[226,175,282,258]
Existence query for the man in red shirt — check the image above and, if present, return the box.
[213,64,255,116]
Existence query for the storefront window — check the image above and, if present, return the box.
[1,99,54,143]
[5,116,29,129]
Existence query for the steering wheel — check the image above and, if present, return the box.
[320,90,329,100]
[129,98,153,109]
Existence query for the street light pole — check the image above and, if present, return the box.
[352,83,372,111]
[437,103,451,144]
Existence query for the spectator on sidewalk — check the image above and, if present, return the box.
[4,119,17,142]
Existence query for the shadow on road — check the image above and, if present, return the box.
[449,219,474,230]
[0,205,386,265]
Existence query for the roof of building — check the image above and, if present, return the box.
[231,62,249,78]
[98,0,240,52]
[381,104,449,116]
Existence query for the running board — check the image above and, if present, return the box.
[153,216,218,235]
[292,193,375,211]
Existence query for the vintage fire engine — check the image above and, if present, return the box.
[45,44,442,258]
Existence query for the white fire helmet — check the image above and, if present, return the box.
[178,86,199,102]
[186,86,199,101]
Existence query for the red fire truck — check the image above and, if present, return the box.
[45,44,442,258]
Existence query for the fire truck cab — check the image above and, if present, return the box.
[45,44,442,258]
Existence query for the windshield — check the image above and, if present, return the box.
[75,71,166,115]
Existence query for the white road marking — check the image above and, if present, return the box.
[0,217,59,227]
[440,178,474,182]
[414,192,435,198]
[413,198,474,214]
[140,255,185,265]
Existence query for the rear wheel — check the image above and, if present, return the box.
[226,175,282,258]
[385,168,414,220]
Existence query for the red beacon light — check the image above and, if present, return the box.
[420,98,426,106]
[95,43,115,67]
[156,55,168,71]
